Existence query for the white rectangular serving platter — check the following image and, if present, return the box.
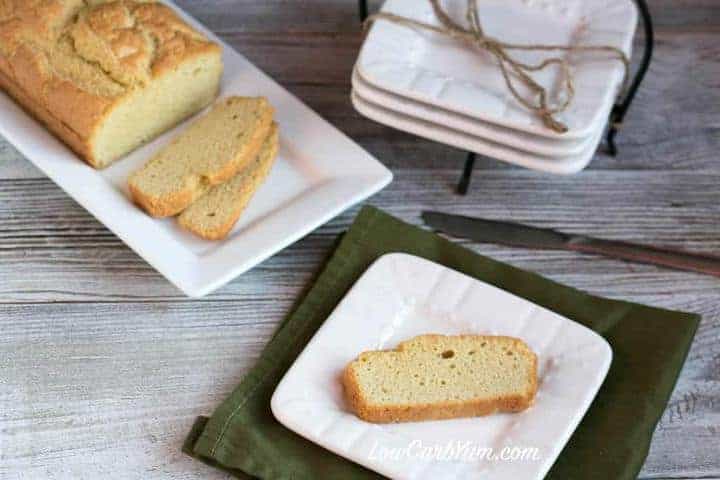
[358,0,636,139]
[0,1,392,297]
[272,253,612,480]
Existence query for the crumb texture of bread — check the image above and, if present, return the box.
[128,96,274,217]
[178,124,279,240]
[343,334,538,423]
[0,0,223,168]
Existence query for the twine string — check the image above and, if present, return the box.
[364,0,630,133]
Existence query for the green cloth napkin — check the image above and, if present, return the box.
[184,206,699,480]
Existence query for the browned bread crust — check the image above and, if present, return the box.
[343,334,538,423]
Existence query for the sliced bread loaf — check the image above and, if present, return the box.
[343,334,537,423]
[0,1,223,168]
[178,124,279,240]
[128,96,274,217]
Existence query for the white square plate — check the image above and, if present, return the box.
[272,253,612,480]
[351,90,607,174]
[0,1,392,298]
[353,68,592,157]
[358,0,636,139]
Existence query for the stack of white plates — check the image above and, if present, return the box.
[352,0,637,174]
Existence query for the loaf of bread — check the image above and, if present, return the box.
[0,0,223,168]
[128,96,274,217]
[178,124,279,240]
[343,334,537,423]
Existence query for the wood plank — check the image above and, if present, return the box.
[0,169,718,302]
[0,302,273,480]
[172,0,720,32]
[1,300,718,479]
[1,32,719,178]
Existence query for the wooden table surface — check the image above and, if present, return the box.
[2,1,719,478]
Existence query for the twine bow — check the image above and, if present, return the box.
[365,0,630,133]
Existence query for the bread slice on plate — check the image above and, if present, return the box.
[343,334,537,423]
[178,124,279,240]
[128,96,274,217]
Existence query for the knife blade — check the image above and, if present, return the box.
[422,211,720,278]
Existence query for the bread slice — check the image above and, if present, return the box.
[343,334,537,423]
[128,96,274,217]
[178,124,279,240]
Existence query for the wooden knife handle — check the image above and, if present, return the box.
[566,237,720,277]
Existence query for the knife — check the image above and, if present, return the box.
[422,211,720,278]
